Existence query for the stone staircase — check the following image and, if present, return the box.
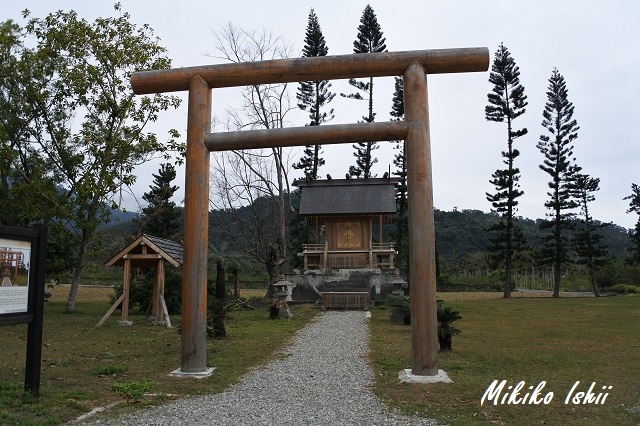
[321,270,372,293]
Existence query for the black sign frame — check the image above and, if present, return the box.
[0,224,48,397]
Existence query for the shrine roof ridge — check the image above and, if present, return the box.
[293,177,402,187]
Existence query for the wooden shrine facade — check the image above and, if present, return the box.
[295,177,401,269]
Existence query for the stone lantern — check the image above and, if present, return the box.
[272,275,293,318]
[390,268,408,296]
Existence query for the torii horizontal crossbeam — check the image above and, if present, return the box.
[205,121,409,151]
[131,47,489,94]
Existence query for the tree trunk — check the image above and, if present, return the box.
[66,230,89,311]
[266,258,282,319]
[233,270,240,299]
[212,262,228,338]
[589,266,600,297]
[215,259,226,300]
[553,261,561,298]
[266,260,281,292]
[504,217,513,299]
[212,310,227,338]
[313,144,320,179]
[438,334,453,351]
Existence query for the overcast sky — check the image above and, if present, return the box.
[4,1,639,229]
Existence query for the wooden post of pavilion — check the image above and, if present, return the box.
[121,258,131,323]
[152,258,165,320]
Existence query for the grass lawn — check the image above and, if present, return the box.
[0,285,318,425]
[2,286,638,425]
[369,293,640,425]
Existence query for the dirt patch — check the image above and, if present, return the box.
[47,284,113,301]
[436,291,553,301]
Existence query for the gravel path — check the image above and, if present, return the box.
[73,311,440,425]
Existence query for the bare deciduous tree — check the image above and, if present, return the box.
[208,24,295,288]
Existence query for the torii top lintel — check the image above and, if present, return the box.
[130,47,489,95]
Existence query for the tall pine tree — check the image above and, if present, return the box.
[573,173,608,297]
[341,4,386,178]
[624,183,640,265]
[390,76,408,271]
[537,68,581,297]
[139,163,181,240]
[294,8,334,179]
[485,43,528,298]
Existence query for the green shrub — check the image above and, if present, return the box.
[608,284,639,294]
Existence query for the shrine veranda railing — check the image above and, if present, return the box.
[299,242,396,269]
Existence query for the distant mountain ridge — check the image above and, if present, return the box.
[100,205,634,268]
[106,208,138,224]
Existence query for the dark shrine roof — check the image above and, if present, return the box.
[294,177,401,216]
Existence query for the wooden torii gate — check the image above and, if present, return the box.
[131,47,489,377]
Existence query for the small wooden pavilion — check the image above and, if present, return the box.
[99,234,183,327]
[295,177,401,269]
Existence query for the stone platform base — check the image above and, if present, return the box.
[285,268,407,303]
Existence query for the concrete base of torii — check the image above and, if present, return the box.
[168,367,215,379]
[398,369,453,384]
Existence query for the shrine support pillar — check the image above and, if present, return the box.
[404,62,438,376]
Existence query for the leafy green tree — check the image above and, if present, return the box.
[573,173,609,296]
[12,5,182,311]
[138,163,181,240]
[293,8,334,179]
[0,19,25,224]
[341,4,386,178]
[0,19,59,229]
[537,68,581,297]
[624,183,640,265]
[485,43,528,298]
[390,76,408,271]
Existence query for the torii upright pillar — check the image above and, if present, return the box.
[181,76,211,374]
[130,47,488,377]
[404,62,438,375]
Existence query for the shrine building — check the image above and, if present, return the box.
[288,176,406,305]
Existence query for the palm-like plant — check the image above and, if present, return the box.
[386,296,462,350]
[437,304,462,351]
